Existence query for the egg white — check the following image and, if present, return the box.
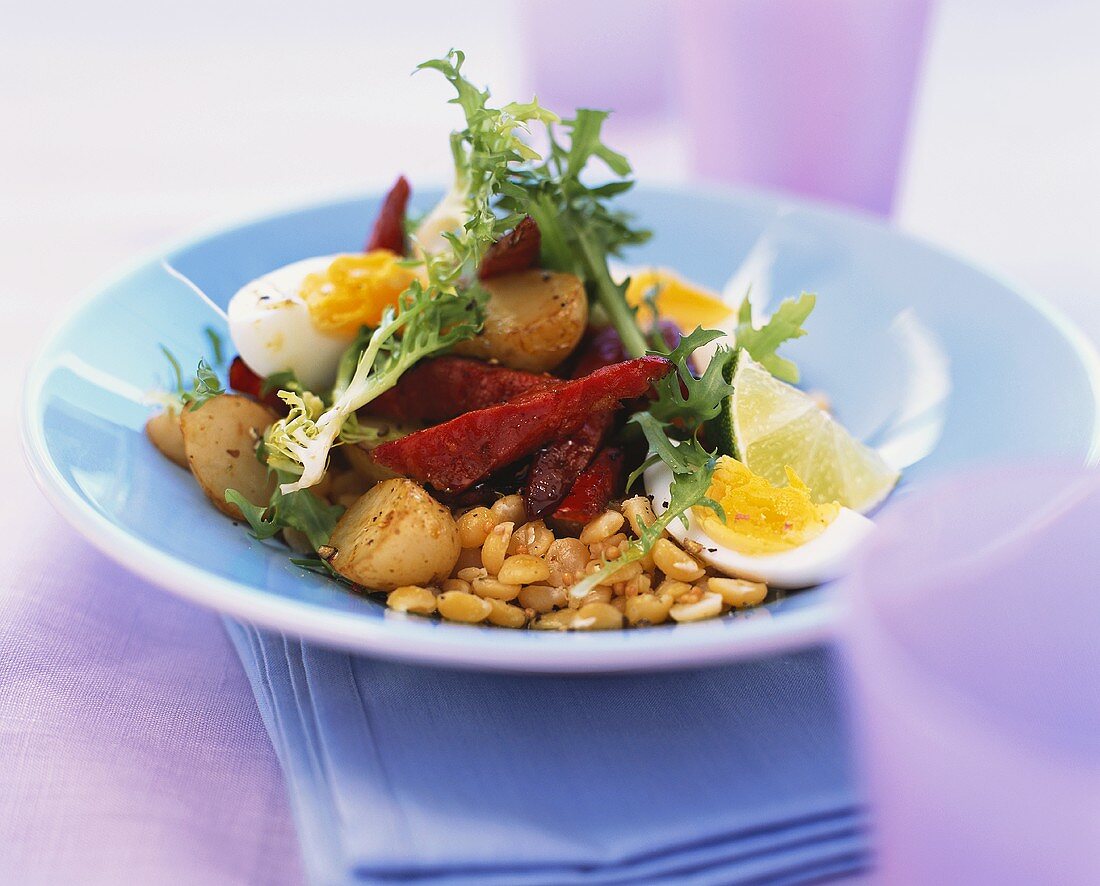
[644,463,875,588]
[227,255,356,392]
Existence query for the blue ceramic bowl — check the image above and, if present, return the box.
[22,185,1100,671]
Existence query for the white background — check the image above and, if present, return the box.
[2,3,1098,880]
[3,0,1098,354]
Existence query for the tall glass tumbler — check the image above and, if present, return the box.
[677,0,934,215]
[520,0,674,120]
[840,463,1100,883]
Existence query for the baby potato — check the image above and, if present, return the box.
[145,408,188,468]
[180,394,278,520]
[453,269,587,372]
[328,479,460,591]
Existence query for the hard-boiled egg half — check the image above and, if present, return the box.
[645,457,874,588]
[227,251,417,392]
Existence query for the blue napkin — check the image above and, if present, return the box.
[226,621,866,885]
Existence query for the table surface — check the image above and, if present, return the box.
[4,1,1098,882]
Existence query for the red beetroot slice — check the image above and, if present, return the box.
[570,325,628,377]
[524,411,615,518]
[477,216,541,280]
[371,356,672,493]
[523,328,627,518]
[365,175,411,255]
[551,447,625,527]
[365,357,560,425]
[228,356,286,412]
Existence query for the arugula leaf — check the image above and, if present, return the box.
[227,470,344,553]
[182,360,225,409]
[645,328,734,427]
[224,491,282,541]
[734,292,815,384]
[159,346,225,412]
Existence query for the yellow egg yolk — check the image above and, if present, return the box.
[694,457,839,555]
[302,251,419,336]
[625,268,733,330]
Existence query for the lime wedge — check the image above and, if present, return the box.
[730,351,900,513]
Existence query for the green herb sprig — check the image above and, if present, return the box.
[734,292,815,383]
[226,469,344,554]
[159,346,225,412]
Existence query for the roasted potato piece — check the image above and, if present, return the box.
[328,479,460,591]
[180,394,277,519]
[145,409,188,468]
[453,269,587,372]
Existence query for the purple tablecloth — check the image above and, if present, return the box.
[0,466,304,884]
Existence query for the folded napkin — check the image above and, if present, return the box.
[227,622,865,885]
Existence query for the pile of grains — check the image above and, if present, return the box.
[384,494,770,630]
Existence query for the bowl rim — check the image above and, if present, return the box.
[20,182,1100,672]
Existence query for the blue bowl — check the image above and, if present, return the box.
[22,185,1100,671]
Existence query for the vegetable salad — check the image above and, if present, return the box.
[147,51,898,630]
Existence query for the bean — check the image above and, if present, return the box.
[652,538,705,582]
[545,537,589,587]
[386,585,437,615]
[669,592,724,623]
[456,566,488,582]
[533,609,578,631]
[595,558,642,587]
[569,586,612,608]
[655,578,694,600]
[579,510,625,545]
[508,520,554,557]
[436,591,491,623]
[621,496,658,538]
[708,577,768,609]
[517,584,567,613]
[625,593,672,626]
[481,521,514,575]
[498,554,551,585]
[573,602,624,630]
[486,598,527,629]
[490,494,526,524]
[472,576,521,601]
[457,506,497,548]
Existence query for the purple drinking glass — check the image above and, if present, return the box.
[676,0,934,215]
[520,0,674,120]
[840,462,1100,883]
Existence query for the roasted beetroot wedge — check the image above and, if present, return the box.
[371,356,672,493]
[365,175,411,254]
[551,447,625,528]
[478,216,541,280]
[228,356,286,412]
[524,412,615,519]
[364,357,560,425]
[523,327,627,518]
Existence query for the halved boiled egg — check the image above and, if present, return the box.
[645,457,874,588]
[227,251,417,391]
[623,268,733,331]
